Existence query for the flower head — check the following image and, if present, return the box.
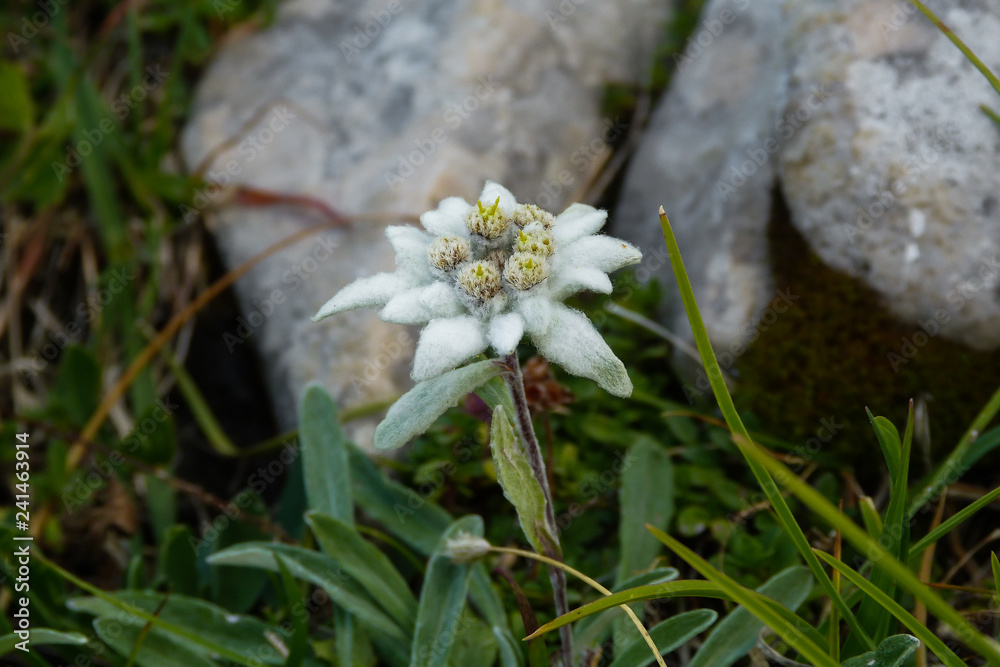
[314,181,642,397]
[442,532,492,563]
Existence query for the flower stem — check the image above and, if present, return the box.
[501,350,574,667]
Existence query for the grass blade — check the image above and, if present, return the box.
[689,566,814,667]
[739,439,1000,663]
[909,485,1000,556]
[645,525,835,667]
[849,405,914,652]
[815,551,965,667]
[659,208,873,651]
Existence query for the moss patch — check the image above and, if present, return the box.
[733,189,1000,468]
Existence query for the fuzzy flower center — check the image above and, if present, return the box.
[516,228,553,256]
[504,252,549,290]
[465,197,510,239]
[428,235,471,270]
[513,203,554,229]
[457,261,503,300]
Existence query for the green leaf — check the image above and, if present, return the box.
[45,345,101,428]
[849,407,913,654]
[689,566,815,667]
[446,614,499,667]
[616,437,675,584]
[468,565,523,667]
[347,442,452,555]
[305,511,417,634]
[374,360,503,450]
[609,609,717,667]
[474,373,516,416]
[614,568,679,592]
[0,628,88,656]
[528,579,823,648]
[490,405,559,556]
[0,61,34,131]
[158,525,199,596]
[121,401,177,465]
[411,515,483,667]
[870,413,901,485]
[647,526,835,667]
[840,634,920,667]
[93,617,215,667]
[817,552,964,667]
[275,555,309,667]
[858,496,883,539]
[207,542,409,643]
[300,384,353,522]
[69,591,293,666]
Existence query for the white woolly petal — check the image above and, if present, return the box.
[420,197,471,236]
[313,272,408,321]
[419,282,466,319]
[487,312,525,355]
[548,266,613,301]
[386,226,433,279]
[380,287,432,324]
[412,316,488,381]
[553,235,642,273]
[516,295,554,337]
[527,302,632,397]
[552,204,607,244]
[479,181,519,213]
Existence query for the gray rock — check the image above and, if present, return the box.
[181,0,671,439]
[614,0,1000,360]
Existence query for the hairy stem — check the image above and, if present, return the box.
[502,350,574,667]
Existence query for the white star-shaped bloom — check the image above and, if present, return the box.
[314,181,642,397]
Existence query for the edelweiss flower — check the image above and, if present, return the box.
[313,181,642,397]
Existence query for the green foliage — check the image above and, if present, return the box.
[688,566,814,667]
[840,634,920,667]
[616,437,675,584]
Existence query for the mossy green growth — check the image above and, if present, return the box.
[733,193,1000,472]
